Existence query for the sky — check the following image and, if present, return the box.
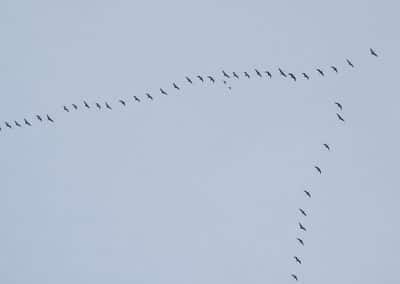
[1,0,400,283]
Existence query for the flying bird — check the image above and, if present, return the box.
[119,99,126,106]
[185,76,193,84]
[72,104,78,110]
[336,113,345,122]
[294,256,302,264]
[84,101,90,109]
[304,190,311,198]
[207,76,215,83]
[223,80,227,85]
[255,69,262,78]
[370,48,378,57]
[24,118,31,126]
[315,166,322,174]
[278,68,287,77]
[316,68,324,76]
[334,102,343,110]
[134,96,141,102]
[299,222,307,231]
[14,121,21,127]
[291,274,298,281]
[173,83,180,90]
[288,73,296,81]
[197,75,204,82]
[222,70,230,78]
[5,121,12,129]
[36,115,43,122]
[46,114,54,122]
[233,72,239,79]
[160,88,168,95]
[302,72,310,80]
[296,238,304,246]
[244,71,250,78]
[331,66,338,73]
[105,102,112,110]
[299,208,307,217]
[63,106,70,112]
[323,143,330,151]
[346,58,354,67]
[265,71,272,78]
[95,103,101,110]
[146,93,153,100]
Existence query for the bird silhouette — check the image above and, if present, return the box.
[24,118,32,126]
[304,190,311,198]
[223,80,227,85]
[72,104,78,110]
[315,166,322,174]
[185,76,193,84]
[36,115,43,122]
[244,71,250,78]
[207,76,215,83]
[15,121,21,127]
[323,143,330,151]
[119,99,126,106]
[47,114,54,122]
[294,256,302,264]
[146,93,153,100]
[302,72,310,80]
[291,274,298,281]
[173,83,180,90]
[84,101,90,109]
[197,75,204,82]
[233,72,239,79]
[5,121,12,129]
[346,58,354,67]
[288,73,296,81]
[370,48,378,57]
[63,106,70,112]
[105,102,112,110]
[296,238,304,246]
[299,208,307,216]
[299,222,307,231]
[96,103,101,110]
[255,69,262,78]
[336,113,345,122]
[335,102,343,110]
[222,70,230,78]
[265,71,272,78]
[278,68,287,77]
[331,66,338,73]
[316,68,325,76]
[160,88,168,95]
[134,96,141,102]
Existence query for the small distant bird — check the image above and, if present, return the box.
[222,70,230,78]
[134,96,141,102]
[223,80,227,85]
[296,238,304,246]
[279,68,287,77]
[173,83,180,90]
[302,72,310,80]
[197,75,204,82]
[299,222,307,231]
[294,256,302,264]
[316,68,324,76]
[36,115,43,122]
[84,101,90,109]
[255,69,262,78]
[331,66,338,73]
[370,48,378,57]
[334,102,343,110]
[315,166,322,174]
[336,113,345,122]
[46,114,54,122]
[288,73,296,81]
[63,106,69,112]
[146,93,153,100]
[72,104,78,110]
[323,143,330,151]
[5,121,12,129]
[346,58,354,67]
[96,103,101,110]
[299,208,307,217]
[233,72,239,79]
[304,190,311,198]
[291,274,298,281]
[244,71,250,78]
[207,76,215,83]
[185,76,193,84]
[160,88,168,95]
[119,99,126,106]
[105,102,112,110]
[15,121,21,127]
[265,71,272,78]
[24,118,31,126]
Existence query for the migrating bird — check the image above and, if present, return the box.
[5,121,12,129]
[346,58,354,67]
[370,48,378,57]
[95,103,101,110]
[84,101,90,109]
[302,72,310,80]
[46,114,54,123]
[294,256,302,264]
[296,238,304,246]
[63,105,70,112]
[299,222,307,231]
[222,70,230,78]
[304,190,311,198]
[15,121,21,127]
[72,104,78,110]
[291,274,298,281]
[288,73,297,81]
[315,166,322,174]
[105,102,112,110]
[24,118,31,126]
[299,208,307,217]
[119,99,126,106]
[336,113,345,122]
[160,88,168,95]
[134,96,141,102]
[146,93,153,100]
[244,71,250,78]
[255,69,262,78]
[278,68,287,77]
[265,71,272,78]
[323,143,330,151]
[316,68,325,76]
[331,66,338,73]
[197,75,204,82]
[185,76,193,84]
[36,115,43,122]
[173,82,180,90]
[207,75,215,83]
[335,101,343,111]
[233,72,239,79]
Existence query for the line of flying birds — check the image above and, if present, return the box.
[0,48,378,134]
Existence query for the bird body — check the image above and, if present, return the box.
[233,72,239,79]
[323,143,330,151]
[335,102,343,110]
[346,59,354,67]
[315,166,322,174]
[291,274,298,281]
[72,104,78,110]
[288,73,296,81]
[296,238,304,246]
[5,121,12,128]
[24,118,31,126]
[370,48,378,57]
[279,68,287,77]
[119,99,126,106]
[336,113,345,122]
[304,190,311,198]
[36,115,42,122]
[302,72,310,79]
[299,222,307,231]
[84,101,90,108]
[207,76,215,83]
[316,68,324,76]
[105,102,112,110]
[47,114,54,122]
[160,88,168,95]
[197,75,204,82]
[244,71,250,78]
[331,66,338,73]
[294,256,302,264]
[299,208,307,216]
[134,96,141,102]
[265,71,272,78]
[63,106,69,112]
[255,69,262,77]
[185,76,193,84]
[222,70,230,78]
[146,93,153,100]
[173,83,180,90]
[96,103,101,110]
[15,121,21,127]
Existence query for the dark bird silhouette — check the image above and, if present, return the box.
[336,113,345,122]
[105,102,112,110]
[24,118,31,126]
[207,76,215,83]
[185,76,193,84]
[134,96,141,102]
[63,106,69,112]
[223,80,227,85]
[302,72,310,80]
[323,143,330,151]
[96,103,101,110]
[316,68,324,76]
[299,208,307,217]
[265,71,272,78]
[5,121,12,129]
[334,102,343,110]
[299,222,307,231]
[291,274,298,281]
[244,71,250,78]
[46,114,54,123]
[146,93,153,100]
[279,68,287,77]
[197,75,204,82]
[331,66,338,73]
[315,166,322,174]
[72,104,78,110]
[346,58,354,67]
[119,99,126,106]
[233,72,239,79]
[304,190,311,198]
[36,115,43,122]
[370,48,378,57]
[255,69,262,78]
[84,101,90,109]
[288,73,296,81]
[222,70,230,78]
[160,88,168,95]
[294,256,302,264]
[15,121,21,127]
[296,238,304,246]
[173,83,180,90]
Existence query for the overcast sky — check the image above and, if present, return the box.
[1,1,400,283]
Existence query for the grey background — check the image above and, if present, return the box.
[1,0,399,283]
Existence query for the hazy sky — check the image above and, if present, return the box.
[1,1,400,283]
